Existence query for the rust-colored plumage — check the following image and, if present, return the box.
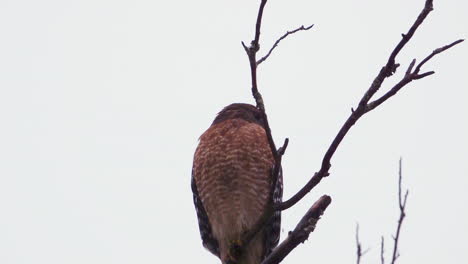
[192,103,282,264]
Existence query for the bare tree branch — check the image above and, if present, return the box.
[414,39,464,73]
[257,24,314,65]
[380,236,385,264]
[356,223,370,264]
[390,158,409,264]
[275,0,462,211]
[261,195,332,264]
[365,38,464,112]
[355,159,409,264]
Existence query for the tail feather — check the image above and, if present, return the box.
[221,232,264,264]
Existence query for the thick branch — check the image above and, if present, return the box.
[261,195,332,264]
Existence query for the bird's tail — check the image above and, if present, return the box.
[221,234,264,264]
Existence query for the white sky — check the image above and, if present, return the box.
[0,0,467,263]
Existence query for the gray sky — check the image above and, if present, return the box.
[0,0,467,263]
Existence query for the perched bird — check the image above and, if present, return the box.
[191,103,282,264]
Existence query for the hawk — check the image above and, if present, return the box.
[191,103,282,264]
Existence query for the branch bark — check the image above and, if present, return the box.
[261,195,332,264]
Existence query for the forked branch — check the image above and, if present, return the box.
[276,0,463,211]
[257,24,314,65]
[389,158,409,264]
[366,38,464,112]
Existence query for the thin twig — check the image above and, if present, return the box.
[381,236,385,264]
[355,223,370,264]
[277,138,289,156]
[356,159,409,264]
[261,195,332,264]
[414,39,464,74]
[257,24,314,65]
[253,0,268,50]
[390,158,409,264]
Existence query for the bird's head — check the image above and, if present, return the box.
[212,103,265,128]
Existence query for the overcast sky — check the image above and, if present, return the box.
[0,0,467,263]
